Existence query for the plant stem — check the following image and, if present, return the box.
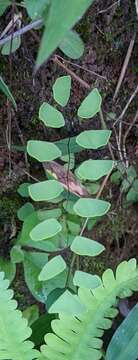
[66,169,113,288]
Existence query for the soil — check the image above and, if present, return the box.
[0,0,138,308]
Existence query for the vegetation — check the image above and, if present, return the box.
[0,1,138,359]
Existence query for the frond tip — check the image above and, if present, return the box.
[0,271,39,360]
[40,259,138,360]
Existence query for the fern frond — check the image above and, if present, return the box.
[0,272,39,360]
[39,259,138,360]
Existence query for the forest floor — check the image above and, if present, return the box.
[0,0,138,308]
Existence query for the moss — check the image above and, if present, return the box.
[76,15,92,42]
[81,256,106,277]
[0,195,20,221]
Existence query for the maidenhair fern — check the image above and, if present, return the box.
[39,259,138,360]
[0,272,39,360]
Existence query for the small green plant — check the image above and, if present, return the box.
[0,76,113,301]
[111,163,138,203]
[1,75,114,306]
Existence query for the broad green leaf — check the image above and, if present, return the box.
[77,88,102,118]
[77,160,114,181]
[39,103,65,128]
[106,304,138,360]
[73,271,102,289]
[0,76,16,109]
[30,218,62,241]
[71,235,105,256]
[23,304,39,326]
[23,251,49,302]
[126,179,138,203]
[59,30,84,59]
[17,202,34,221]
[53,76,71,107]
[2,36,21,55]
[29,180,64,201]
[37,208,62,220]
[0,258,16,284]
[76,130,111,149]
[17,182,31,197]
[36,0,94,68]
[49,290,85,316]
[74,198,110,218]
[27,140,61,161]
[0,1,11,16]
[10,245,24,263]
[17,211,59,252]
[25,0,49,19]
[39,255,66,281]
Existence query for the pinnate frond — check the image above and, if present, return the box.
[39,259,138,360]
[0,272,39,360]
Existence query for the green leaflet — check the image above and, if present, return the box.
[36,0,94,68]
[76,130,112,149]
[27,140,61,161]
[77,88,102,118]
[30,218,62,241]
[39,102,65,128]
[0,272,39,360]
[74,198,111,218]
[53,76,71,107]
[40,259,138,360]
[39,255,66,281]
[77,160,114,181]
[71,235,105,256]
[0,76,17,109]
[59,30,84,59]
[29,180,64,201]
[106,303,138,360]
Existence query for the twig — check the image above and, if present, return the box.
[113,32,137,101]
[98,1,120,14]
[114,84,138,125]
[0,13,22,40]
[56,55,108,81]
[0,19,43,46]
[53,56,90,89]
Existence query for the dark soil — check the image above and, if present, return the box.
[0,0,138,307]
